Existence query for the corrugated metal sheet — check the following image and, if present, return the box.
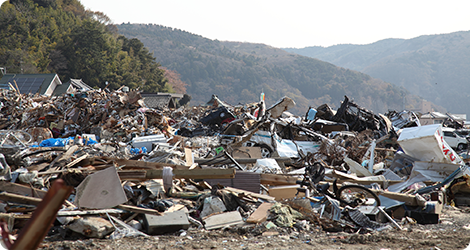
[206,171,260,193]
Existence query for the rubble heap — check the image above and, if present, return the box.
[0,88,469,248]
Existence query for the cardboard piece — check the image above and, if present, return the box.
[75,167,127,209]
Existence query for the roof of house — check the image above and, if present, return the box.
[141,93,183,109]
[0,73,61,96]
[53,79,93,96]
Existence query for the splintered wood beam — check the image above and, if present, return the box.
[145,168,236,179]
[96,157,190,170]
[115,204,163,216]
[0,192,42,206]
[224,186,275,201]
[0,182,47,198]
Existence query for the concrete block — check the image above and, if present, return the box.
[203,211,244,230]
[67,217,114,238]
[143,210,189,235]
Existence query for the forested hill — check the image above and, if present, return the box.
[0,0,170,93]
[283,31,470,116]
[117,23,429,115]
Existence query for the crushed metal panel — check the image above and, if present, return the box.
[267,96,296,119]
[398,124,463,165]
[388,161,467,193]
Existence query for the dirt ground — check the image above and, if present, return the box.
[38,206,470,250]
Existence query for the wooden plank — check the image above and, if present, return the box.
[97,157,189,170]
[117,170,147,180]
[57,209,125,217]
[246,203,273,224]
[195,157,292,165]
[0,182,47,198]
[268,185,305,201]
[184,148,194,166]
[145,168,235,179]
[0,192,42,206]
[116,204,162,216]
[260,173,300,185]
[371,190,419,206]
[224,186,275,201]
[65,153,89,168]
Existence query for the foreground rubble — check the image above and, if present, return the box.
[0,88,470,249]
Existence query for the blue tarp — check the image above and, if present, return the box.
[38,137,98,147]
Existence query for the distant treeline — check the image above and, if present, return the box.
[0,0,170,92]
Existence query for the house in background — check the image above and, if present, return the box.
[420,111,467,126]
[141,93,184,109]
[53,79,92,96]
[0,73,62,96]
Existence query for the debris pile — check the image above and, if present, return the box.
[0,88,469,248]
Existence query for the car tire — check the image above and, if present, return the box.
[457,143,466,151]
[256,144,272,158]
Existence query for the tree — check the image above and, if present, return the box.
[160,66,187,93]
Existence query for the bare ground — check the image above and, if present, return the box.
[38,206,470,250]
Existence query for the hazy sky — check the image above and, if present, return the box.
[5,0,470,48]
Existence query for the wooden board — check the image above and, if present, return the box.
[224,186,275,201]
[0,182,47,198]
[96,157,189,170]
[145,168,235,179]
[0,192,42,206]
[246,203,273,224]
[268,185,305,201]
[260,174,300,185]
[184,148,194,166]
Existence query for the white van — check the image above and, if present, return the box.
[442,127,468,151]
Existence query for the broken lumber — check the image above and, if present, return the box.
[145,168,235,179]
[116,204,163,216]
[0,192,42,206]
[246,203,273,224]
[0,182,47,198]
[260,173,300,185]
[371,190,421,206]
[224,186,275,201]
[96,157,190,170]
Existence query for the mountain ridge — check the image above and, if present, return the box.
[283,31,470,116]
[117,23,431,115]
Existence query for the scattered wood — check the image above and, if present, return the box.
[246,203,273,224]
[0,182,47,198]
[116,204,163,216]
[224,186,275,201]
